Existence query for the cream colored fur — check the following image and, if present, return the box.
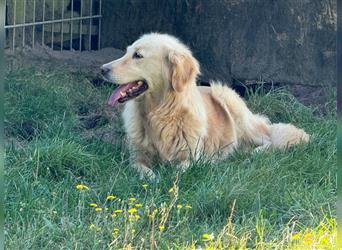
[102,33,310,179]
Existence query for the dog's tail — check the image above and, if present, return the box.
[268,123,310,149]
[210,83,310,149]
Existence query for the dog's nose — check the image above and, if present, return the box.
[101,66,110,76]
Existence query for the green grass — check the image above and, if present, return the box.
[5,67,336,249]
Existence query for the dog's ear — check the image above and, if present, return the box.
[168,50,200,92]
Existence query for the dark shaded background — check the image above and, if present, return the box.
[101,0,336,89]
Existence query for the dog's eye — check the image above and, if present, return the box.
[132,51,143,59]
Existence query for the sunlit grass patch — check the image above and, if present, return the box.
[288,217,336,249]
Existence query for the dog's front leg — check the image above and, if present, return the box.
[123,102,156,180]
[130,145,156,180]
[173,139,204,173]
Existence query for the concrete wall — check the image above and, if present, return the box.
[101,0,336,87]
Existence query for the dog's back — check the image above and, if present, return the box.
[200,83,309,150]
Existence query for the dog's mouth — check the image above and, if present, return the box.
[107,80,148,106]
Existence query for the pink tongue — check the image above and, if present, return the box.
[107,82,137,106]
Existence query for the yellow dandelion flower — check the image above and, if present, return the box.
[129,197,136,202]
[159,225,165,231]
[95,207,103,212]
[202,233,215,241]
[149,208,158,218]
[185,204,192,209]
[319,235,330,245]
[128,208,137,214]
[204,247,215,250]
[153,208,158,214]
[291,232,301,241]
[89,203,98,207]
[114,209,123,213]
[112,228,120,236]
[176,204,183,209]
[168,187,174,193]
[106,195,116,200]
[303,232,313,245]
[135,214,140,220]
[142,184,149,189]
[135,203,143,208]
[75,184,89,190]
[89,224,101,232]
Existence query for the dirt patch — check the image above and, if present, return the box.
[285,84,331,108]
[229,78,334,113]
[79,114,109,129]
[5,45,124,75]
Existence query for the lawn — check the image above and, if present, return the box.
[5,66,336,249]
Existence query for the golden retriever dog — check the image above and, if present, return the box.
[101,33,309,179]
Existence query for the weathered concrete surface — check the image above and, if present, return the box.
[101,0,336,87]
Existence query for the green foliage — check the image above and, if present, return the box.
[5,68,336,249]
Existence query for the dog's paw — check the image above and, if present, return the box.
[133,163,158,182]
[252,144,270,154]
[140,169,158,182]
[176,160,190,173]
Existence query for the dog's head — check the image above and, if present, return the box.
[101,33,200,106]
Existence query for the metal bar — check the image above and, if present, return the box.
[42,0,45,46]
[61,0,64,51]
[5,15,102,29]
[12,0,16,49]
[43,24,98,34]
[32,0,35,47]
[51,0,55,49]
[88,0,92,50]
[79,0,82,51]
[5,0,101,51]
[22,0,26,47]
[98,0,101,50]
[4,0,7,48]
[70,0,73,50]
